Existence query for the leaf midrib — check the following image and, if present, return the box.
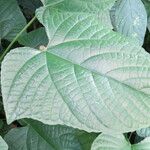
[45,50,150,99]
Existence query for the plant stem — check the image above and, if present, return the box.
[128,132,133,141]
[0,16,36,63]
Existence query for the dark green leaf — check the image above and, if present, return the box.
[5,119,97,150]
[0,0,26,41]
[18,27,48,48]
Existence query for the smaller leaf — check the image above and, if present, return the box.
[75,131,98,150]
[91,133,150,150]
[0,136,8,150]
[5,119,97,150]
[18,27,48,48]
[142,0,150,31]
[91,133,131,150]
[137,127,150,137]
[110,0,147,45]
[4,127,27,150]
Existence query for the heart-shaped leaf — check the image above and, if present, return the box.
[2,3,150,133]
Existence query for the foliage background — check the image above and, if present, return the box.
[1,0,150,149]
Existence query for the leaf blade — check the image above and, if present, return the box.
[2,3,150,133]
[4,119,96,150]
[110,0,147,45]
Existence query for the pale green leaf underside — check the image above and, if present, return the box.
[5,119,95,150]
[110,0,147,45]
[91,133,131,150]
[35,7,143,48]
[2,42,150,133]
[0,136,8,150]
[2,6,150,133]
[91,133,150,150]
[40,0,116,11]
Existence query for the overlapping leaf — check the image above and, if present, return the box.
[2,2,150,133]
[91,133,131,150]
[142,0,150,31]
[5,127,27,150]
[137,127,150,137]
[37,0,116,29]
[110,0,147,45]
[40,0,116,11]
[18,27,48,48]
[91,133,150,150]
[4,119,97,150]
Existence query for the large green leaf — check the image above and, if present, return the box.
[18,27,48,48]
[0,136,8,150]
[91,133,150,150]
[4,119,97,150]
[0,0,26,41]
[110,0,147,45]
[2,43,150,133]
[2,5,150,133]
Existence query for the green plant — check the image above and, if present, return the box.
[1,0,150,149]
